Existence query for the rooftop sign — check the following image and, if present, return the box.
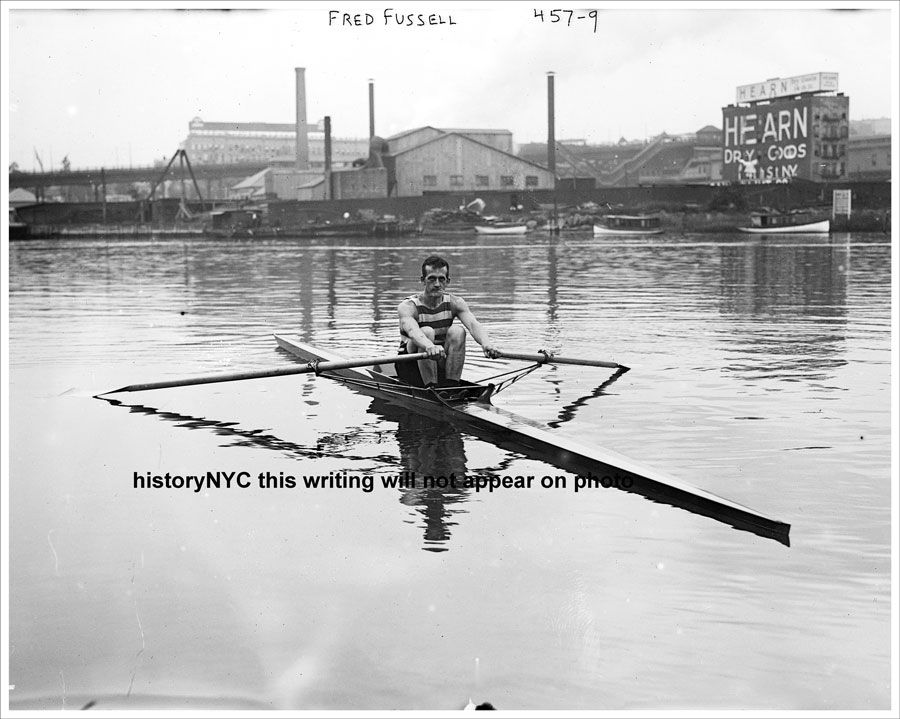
[736,72,839,104]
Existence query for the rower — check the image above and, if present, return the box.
[397,255,500,387]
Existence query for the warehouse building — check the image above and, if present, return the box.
[387,126,514,154]
[386,127,554,197]
[241,126,555,200]
[846,135,891,181]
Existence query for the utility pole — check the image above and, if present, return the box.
[101,167,107,223]
[368,78,375,138]
[547,71,559,235]
[324,115,333,201]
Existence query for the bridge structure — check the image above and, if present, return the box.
[9,160,269,195]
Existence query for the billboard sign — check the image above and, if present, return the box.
[736,72,839,104]
[833,189,852,218]
[722,97,811,183]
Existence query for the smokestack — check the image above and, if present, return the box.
[324,116,332,201]
[547,71,556,175]
[324,116,332,172]
[295,67,309,170]
[368,78,375,138]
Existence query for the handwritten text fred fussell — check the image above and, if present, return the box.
[328,9,457,27]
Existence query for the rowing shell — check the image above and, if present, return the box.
[274,335,790,546]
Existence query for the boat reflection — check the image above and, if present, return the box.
[94,395,397,465]
[95,393,497,553]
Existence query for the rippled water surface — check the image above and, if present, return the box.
[7,232,893,709]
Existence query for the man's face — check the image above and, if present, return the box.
[421,264,449,300]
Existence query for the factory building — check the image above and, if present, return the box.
[846,135,891,181]
[722,72,850,183]
[244,126,555,200]
[181,117,369,168]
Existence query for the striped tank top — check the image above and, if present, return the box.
[400,294,455,346]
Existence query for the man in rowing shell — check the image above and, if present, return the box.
[397,255,500,387]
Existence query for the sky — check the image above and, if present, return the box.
[3,0,898,171]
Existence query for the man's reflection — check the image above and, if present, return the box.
[369,398,471,552]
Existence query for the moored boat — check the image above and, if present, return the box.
[737,211,830,234]
[474,223,529,235]
[205,218,418,239]
[9,208,29,240]
[593,214,663,236]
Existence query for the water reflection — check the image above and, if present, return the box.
[95,395,398,466]
[95,391,481,552]
[717,239,850,381]
[546,367,630,428]
[370,398,471,552]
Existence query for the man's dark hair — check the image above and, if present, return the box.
[421,255,450,280]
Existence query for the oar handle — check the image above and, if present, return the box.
[102,352,430,394]
[496,350,628,371]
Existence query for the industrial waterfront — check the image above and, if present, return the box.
[8,68,892,240]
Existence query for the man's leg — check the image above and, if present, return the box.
[408,327,439,386]
[443,325,466,381]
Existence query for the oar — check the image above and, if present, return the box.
[496,350,629,372]
[98,352,430,395]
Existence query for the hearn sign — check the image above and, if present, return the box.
[736,72,839,104]
[722,97,813,183]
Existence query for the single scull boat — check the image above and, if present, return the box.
[98,338,790,545]
[272,335,791,545]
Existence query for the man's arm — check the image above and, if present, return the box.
[398,301,445,358]
[453,297,500,358]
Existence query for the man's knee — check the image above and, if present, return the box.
[410,327,435,351]
[445,325,466,347]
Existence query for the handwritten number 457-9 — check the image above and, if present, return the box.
[533,8,599,32]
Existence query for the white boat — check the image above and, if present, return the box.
[593,214,663,236]
[737,213,830,234]
[474,223,528,235]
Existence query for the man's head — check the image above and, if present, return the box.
[421,255,450,281]
[420,255,451,300]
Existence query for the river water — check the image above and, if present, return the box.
[6,231,893,710]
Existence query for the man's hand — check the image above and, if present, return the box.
[481,343,501,359]
[425,344,446,360]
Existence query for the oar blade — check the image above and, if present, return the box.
[102,365,310,394]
